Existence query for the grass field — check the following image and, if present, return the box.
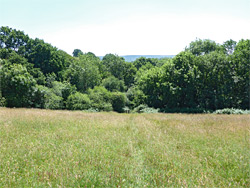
[0,108,249,187]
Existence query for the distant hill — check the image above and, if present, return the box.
[99,55,175,62]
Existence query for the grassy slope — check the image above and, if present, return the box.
[0,108,249,187]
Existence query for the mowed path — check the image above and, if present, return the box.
[0,108,249,187]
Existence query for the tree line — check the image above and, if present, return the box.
[0,26,249,113]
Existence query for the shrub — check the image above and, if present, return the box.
[87,86,113,111]
[66,92,91,110]
[126,87,146,108]
[91,102,113,112]
[0,97,6,107]
[133,104,159,113]
[44,93,63,110]
[111,92,126,113]
[1,63,37,107]
[161,108,208,114]
[83,108,99,113]
[214,108,250,114]
[123,106,130,113]
[35,85,63,109]
[50,81,76,101]
[140,107,159,113]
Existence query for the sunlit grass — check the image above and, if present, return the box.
[0,108,249,187]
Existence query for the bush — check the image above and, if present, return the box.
[123,106,130,113]
[111,92,126,113]
[87,86,113,111]
[66,92,91,110]
[1,63,37,107]
[44,93,63,110]
[0,97,6,107]
[133,104,159,113]
[35,85,63,109]
[83,108,99,113]
[161,108,208,114]
[140,107,159,113]
[126,87,146,108]
[50,81,76,101]
[214,108,250,114]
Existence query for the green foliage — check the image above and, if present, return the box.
[126,86,146,108]
[214,108,250,114]
[35,85,63,109]
[0,97,6,107]
[123,62,137,87]
[101,76,125,92]
[0,26,29,54]
[133,57,159,70]
[195,51,234,110]
[51,81,75,98]
[26,39,71,75]
[1,27,249,112]
[87,86,113,111]
[135,66,166,108]
[161,108,208,114]
[0,49,46,85]
[64,53,101,92]
[133,104,159,113]
[122,106,130,113]
[222,39,237,55]
[0,63,37,107]
[72,49,83,57]
[102,54,126,80]
[230,39,250,109]
[66,92,91,110]
[185,38,220,56]
[35,81,76,109]
[110,92,126,113]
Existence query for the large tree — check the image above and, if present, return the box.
[0,62,37,107]
[185,39,220,56]
[63,53,101,93]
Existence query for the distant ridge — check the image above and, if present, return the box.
[99,55,175,62]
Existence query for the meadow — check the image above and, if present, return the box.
[0,108,249,187]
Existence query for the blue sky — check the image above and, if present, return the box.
[1,0,250,55]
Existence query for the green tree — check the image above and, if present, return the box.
[133,57,158,70]
[136,67,165,108]
[63,53,101,92]
[102,54,126,80]
[185,39,220,56]
[72,49,84,57]
[101,76,125,92]
[25,39,71,75]
[223,39,237,55]
[123,62,137,87]
[0,63,37,107]
[195,51,232,110]
[0,26,29,54]
[231,39,250,109]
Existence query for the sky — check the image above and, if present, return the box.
[1,0,250,56]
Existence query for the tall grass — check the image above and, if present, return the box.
[0,108,249,187]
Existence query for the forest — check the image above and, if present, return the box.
[0,26,249,113]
